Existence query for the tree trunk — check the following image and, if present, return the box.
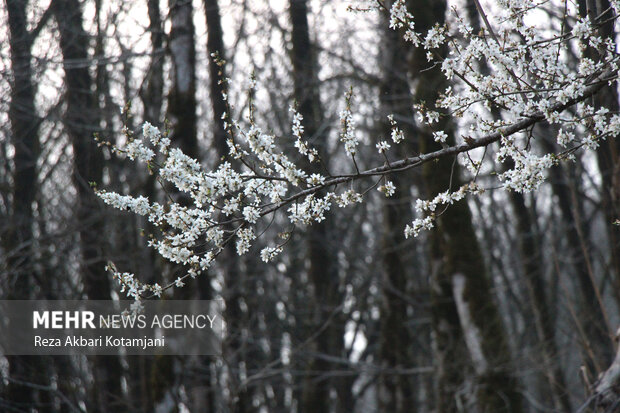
[288,1,352,412]
[140,0,165,126]
[52,0,123,410]
[204,0,229,160]
[377,7,419,411]
[4,0,41,409]
[168,0,198,158]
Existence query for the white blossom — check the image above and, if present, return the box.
[572,19,592,39]
[260,246,283,263]
[339,107,359,156]
[405,216,434,238]
[243,206,261,223]
[388,115,405,143]
[433,131,448,143]
[236,227,255,255]
[152,283,163,297]
[376,141,391,153]
[388,0,420,45]
[125,139,155,162]
[424,25,445,49]
[378,181,396,197]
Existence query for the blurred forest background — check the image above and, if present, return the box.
[2,0,620,412]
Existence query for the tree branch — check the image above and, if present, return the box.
[261,70,616,216]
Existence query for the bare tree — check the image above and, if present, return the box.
[4,0,43,408]
[289,1,353,412]
[52,0,123,410]
[377,4,419,411]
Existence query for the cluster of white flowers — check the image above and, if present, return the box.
[387,0,419,45]
[290,106,319,162]
[97,0,620,298]
[260,246,283,263]
[339,107,359,157]
[405,183,484,238]
[424,24,446,50]
[376,141,391,153]
[334,189,363,207]
[288,195,332,224]
[404,216,434,238]
[415,184,475,213]
[241,205,259,223]
[397,0,620,199]
[124,138,155,162]
[236,227,255,255]
[117,75,331,281]
[378,181,396,197]
[388,115,405,144]
[98,192,151,216]
[497,136,556,192]
[143,122,171,152]
[105,262,148,300]
[572,18,592,40]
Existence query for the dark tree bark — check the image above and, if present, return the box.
[377,6,419,412]
[5,0,39,298]
[288,1,353,412]
[168,0,198,158]
[52,0,123,410]
[4,0,41,409]
[205,0,229,160]
[141,0,165,127]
